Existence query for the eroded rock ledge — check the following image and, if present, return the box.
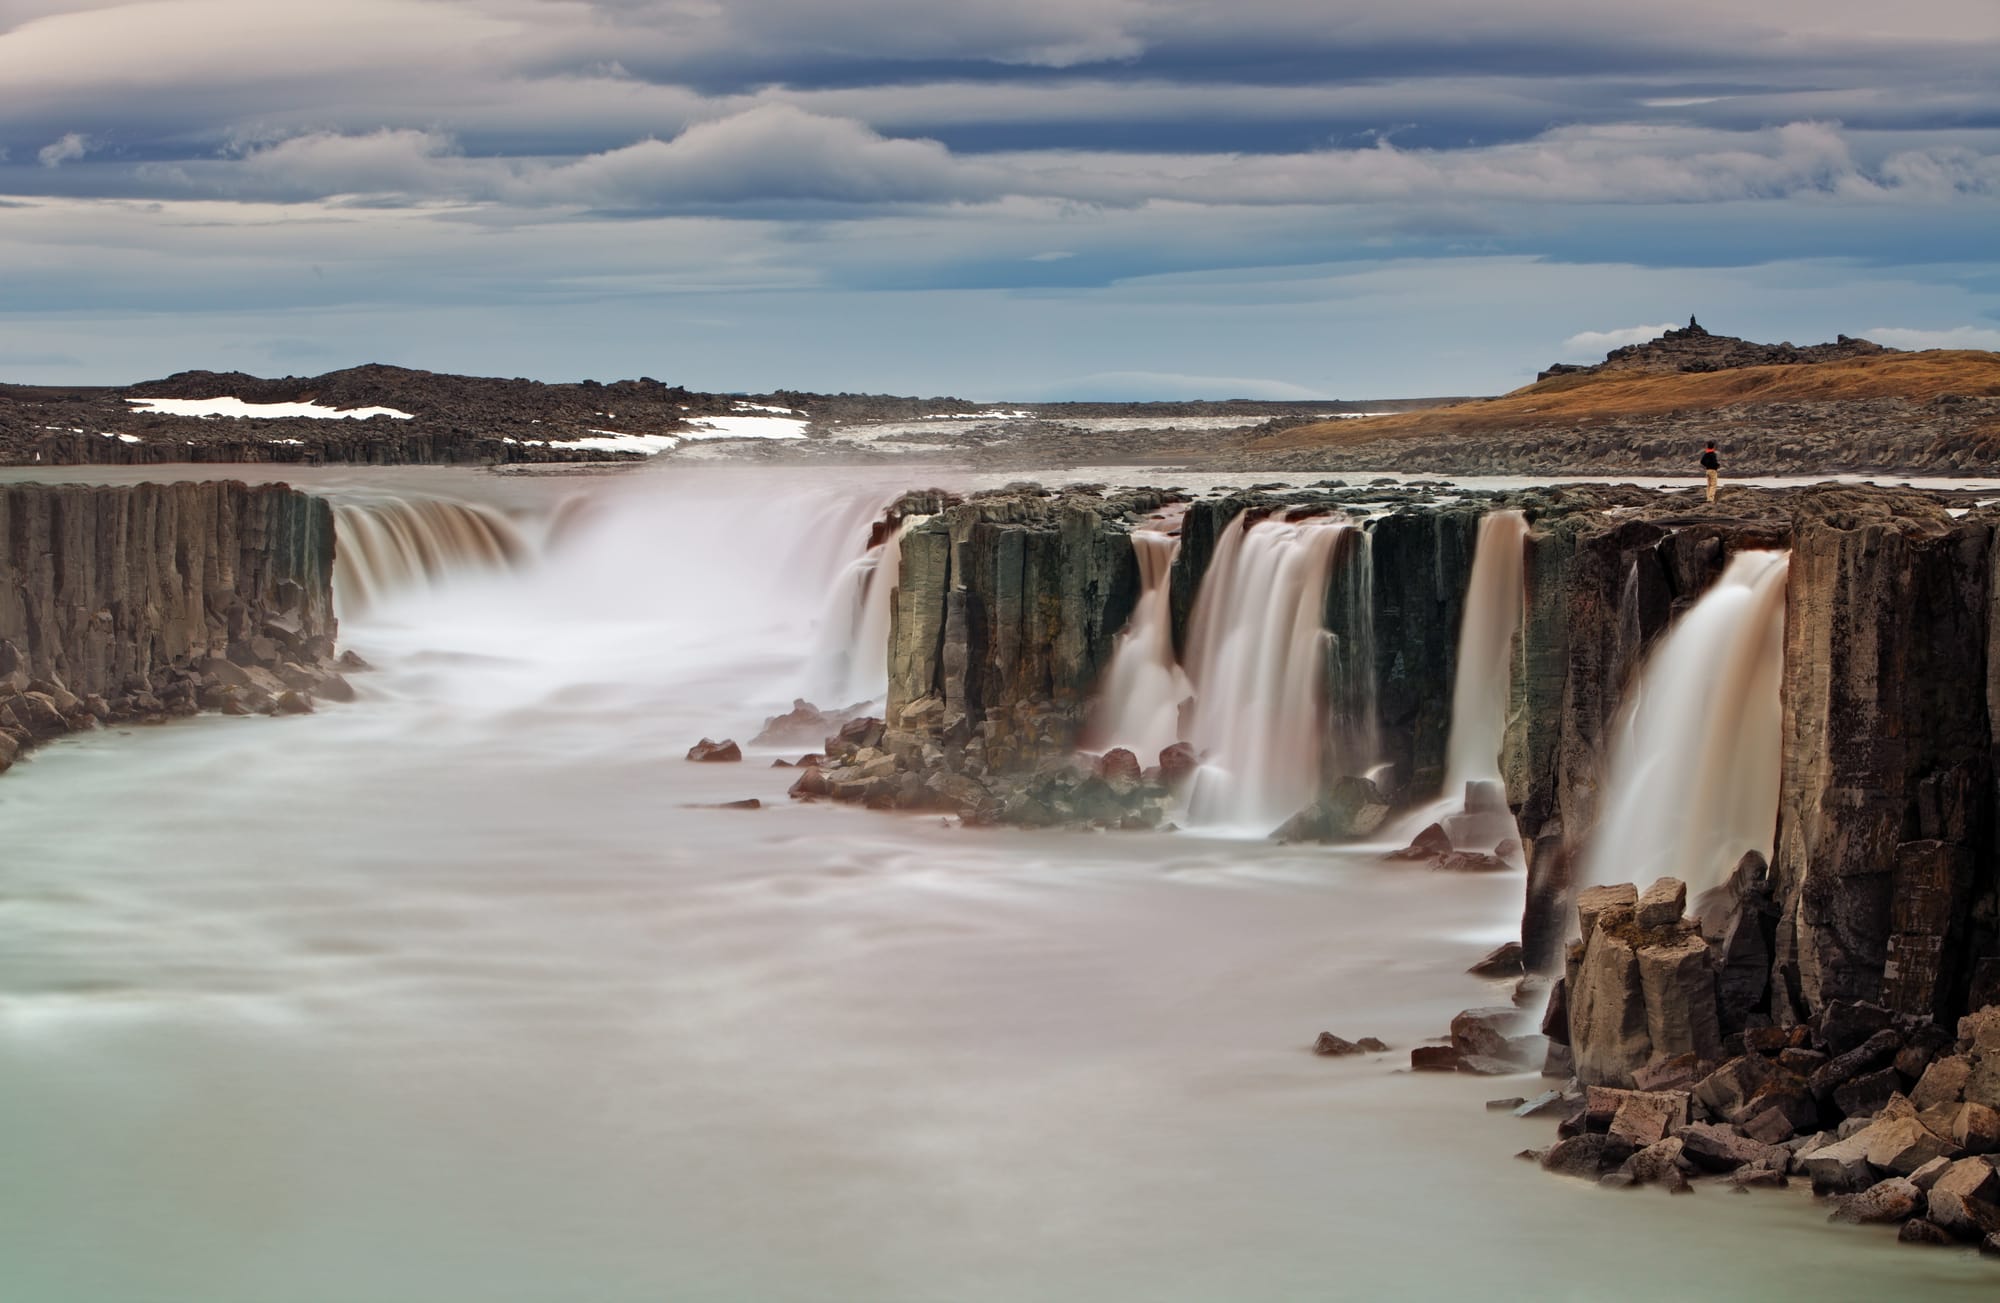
[0,481,344,775]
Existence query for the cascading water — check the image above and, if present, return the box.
[1443,510,1528,797]
[805,510,925,707]
[1083,528,1188,759]
[1579,549,1790,906]
[1182,512,1349,834]
[332,497,531,618]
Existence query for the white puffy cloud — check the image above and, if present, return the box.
[1865,325,2000,351]
[1559,323,1679,359]
[37,132,91,167]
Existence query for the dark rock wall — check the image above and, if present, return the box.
[886,488,1168,761]
[1775,508,1994,1022]
[0,481,337,768]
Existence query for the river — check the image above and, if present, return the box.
[0,462,1989,1301]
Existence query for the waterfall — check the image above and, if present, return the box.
[1084,529,1189,759]
[805,512,925,707]
[332,498,531,618]
[1182,512,1350,834]
[1444,510,1527,794]
[1579,550,1790,904]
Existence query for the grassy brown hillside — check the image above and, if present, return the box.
[1258,350,2000,452]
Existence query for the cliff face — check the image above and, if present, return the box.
[815,480,2000,1035]
[886,486,1175,768]
[0,481,341,773]
[1775,504,1995,1022]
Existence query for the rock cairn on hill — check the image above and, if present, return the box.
[1537,318,1897,381]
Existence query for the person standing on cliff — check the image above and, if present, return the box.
[1700,442,1721,503]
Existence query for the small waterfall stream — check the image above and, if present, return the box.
[806,512,926,707]
[1084,527,1189,760]
[1182,512,1351,834]
[1579,549,1791,904]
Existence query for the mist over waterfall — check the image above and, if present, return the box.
[1182,512,1350,833]
[332,498,530,617]
[1581,550,1790,904]
[1444,510,1527,795]
[1085,528,1188,759]
[806,505,922,707]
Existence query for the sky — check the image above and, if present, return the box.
[2,0,1998,399]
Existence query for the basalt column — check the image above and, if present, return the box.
[1775,505,1994,1022]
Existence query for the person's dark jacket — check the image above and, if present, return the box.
[1700,449,1720,471]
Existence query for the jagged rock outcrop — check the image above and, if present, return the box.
[1538,319,1897,382]
[0,481,340,772]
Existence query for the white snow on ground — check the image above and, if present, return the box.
[732,402,803,415]
[125,397,415,420]
[919,410,1035,420]
[97,430,142,444]
[574,430,684,454]
[684,413,809,440]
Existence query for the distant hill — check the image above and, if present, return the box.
[1248,345,2000,477]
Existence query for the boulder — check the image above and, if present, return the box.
[1635,877,1688,930]
[1452,1007,1528,1061]
[1621,1136,1690,1190]
[1808,1029,1902,1102]
[1607,1091,1691,1155]
[1694,1055,1780,1121]
[1095,748,1142,788]
[1156,742,1198,790]
[1818,1001,1897,1056]
[1899,1218,1955,1245]
[1910,1156,1955,1191]
[1833,1067,1905,1120]
[1576,884,1638,939]
[1829,1177,1922,1225]
[1541,1133,1609,1180]
[1386,822,1452,863]
[1910,1054,1972,1109]
[1927,1158,2000,1239]
[1313,1032,1387,1057]
[1437,851,1510,873]
[1678,1122,1787,1173]
[1469,942,1526,980]
[1410,1045,1462,1072]
[686,738,742,763]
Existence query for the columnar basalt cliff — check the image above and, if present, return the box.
[794,480,2000,1046]
[0,481,344,774]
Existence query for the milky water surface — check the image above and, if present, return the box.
[1,464,1991,1302]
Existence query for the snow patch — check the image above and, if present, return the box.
[685,414,808,440]
[126,397,416,420]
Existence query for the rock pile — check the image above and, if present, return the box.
[789,714,1178,827]
[1518,871,2000,1254]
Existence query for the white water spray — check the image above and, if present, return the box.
[1182,512,1349,834]
[1084,529,1189,760]
[1579,549,1790,903]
